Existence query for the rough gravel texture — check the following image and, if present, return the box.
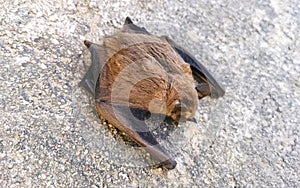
[0,0,299,187]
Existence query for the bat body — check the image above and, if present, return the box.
[81,17,225,169]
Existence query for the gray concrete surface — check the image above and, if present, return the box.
[0,0,299,187]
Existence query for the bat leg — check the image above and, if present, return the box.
[162,36,225,98]
[96,101,177,170]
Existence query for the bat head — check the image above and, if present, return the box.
[165,64,199,122]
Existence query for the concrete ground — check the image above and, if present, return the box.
[0,0,299,187]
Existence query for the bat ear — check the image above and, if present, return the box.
[124,17,133,25]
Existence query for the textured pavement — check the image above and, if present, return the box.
[0,0,299,187]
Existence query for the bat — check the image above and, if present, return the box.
[80,17,225,170]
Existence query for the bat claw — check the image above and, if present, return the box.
[187,117,197,123]
[84,40,93,48]
[161,159,177,170]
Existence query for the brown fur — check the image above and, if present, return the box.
[82,17,224,170]
[97,34,198,121]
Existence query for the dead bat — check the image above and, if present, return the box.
[80,17,225,170]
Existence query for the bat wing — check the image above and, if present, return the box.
[122,17,151,35]
[163,36,225,98]
[80,40,108,97]
[96,101,177,169]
